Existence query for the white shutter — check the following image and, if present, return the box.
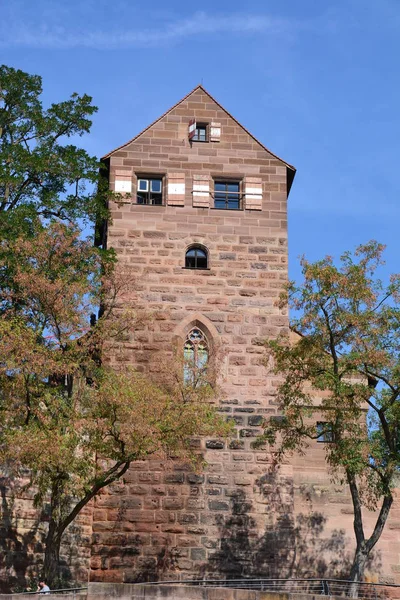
[167,173,185,206]
[210,122,221,142]
[188,118,196,141]
[192,174,210,208]
[114,168,132,195]
[244,177,262,210]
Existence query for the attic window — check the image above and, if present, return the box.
[192,124,208,142]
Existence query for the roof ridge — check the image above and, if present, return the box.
[196,86,295,171]
[102,85,296,173]
[101,85,203,159]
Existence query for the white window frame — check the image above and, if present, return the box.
[138,179,149,192]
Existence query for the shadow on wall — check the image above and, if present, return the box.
[200,469,381,580]
[1,478,39,592]
[0,477,76,593]
[91,481,182,584]
[89,466,382,585]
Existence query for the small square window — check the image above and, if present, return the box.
[137,177,163,205]
[192,124,208,142]
[316,422,335,443]
[214,180,241,210]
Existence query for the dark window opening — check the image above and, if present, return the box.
[185,246,208,269]
[192,124,208,142]
[214,181,241,210]
[137,178,163,205]
[316,421,335,443]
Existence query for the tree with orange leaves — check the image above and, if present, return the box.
[261,242,400,595]
[0,224,229,588]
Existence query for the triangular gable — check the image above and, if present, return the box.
[102,85,296,177]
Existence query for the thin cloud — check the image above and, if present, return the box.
[0,11,291,49]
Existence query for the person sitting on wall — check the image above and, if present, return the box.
[37,581,51,594]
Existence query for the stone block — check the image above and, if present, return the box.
[205,440,225,449]
[208,500,230,511]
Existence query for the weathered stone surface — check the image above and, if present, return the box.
[205,440,225,450]
[88,86,293,584]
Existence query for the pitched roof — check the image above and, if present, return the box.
[102,85,296,175]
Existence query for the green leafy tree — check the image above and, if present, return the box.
[0,224,229,588]
[261,242,400,594]
[0,64,102,237]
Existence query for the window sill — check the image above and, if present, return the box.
[210,207,244,211]
[182,267,210,271]
[134,203,165,207]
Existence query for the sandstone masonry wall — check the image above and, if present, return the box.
[91,87,400,586]
[90,87,290,583]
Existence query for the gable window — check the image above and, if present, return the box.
[184,327,209,387]
[185,245,208,269]
[192,124,208,142]
[137,177,163,205]
[214,181,241,210]
[316,421,335,443]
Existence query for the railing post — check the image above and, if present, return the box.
[325,580,331,596]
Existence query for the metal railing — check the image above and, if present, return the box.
[12,588,87,596]
[144,578,400,598]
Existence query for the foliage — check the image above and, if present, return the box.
[0,225,229,586]
[261,241,400,585]
[0,64,104,238]
[0,64,230,587]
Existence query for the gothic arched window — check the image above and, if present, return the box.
[184,327,209,386]
[185,245,208,269]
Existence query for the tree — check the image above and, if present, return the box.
[0,64,102,237]
[261,241,400,594]
[0,224,229,588]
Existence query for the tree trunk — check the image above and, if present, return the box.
[347,472,393,598]
[349,545,368,598]
[43,521,62,589]
[40,462,132,589]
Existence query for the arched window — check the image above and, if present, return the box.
[185,245,208,269]
[184,327,209,386]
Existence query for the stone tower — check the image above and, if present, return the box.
[91,86,296,583]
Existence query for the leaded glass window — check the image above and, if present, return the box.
[184,327,209,386]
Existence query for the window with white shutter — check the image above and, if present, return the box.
[213,180,241,210]
[136,177,163,205]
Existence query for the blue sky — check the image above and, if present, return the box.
[1,0,400,283]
